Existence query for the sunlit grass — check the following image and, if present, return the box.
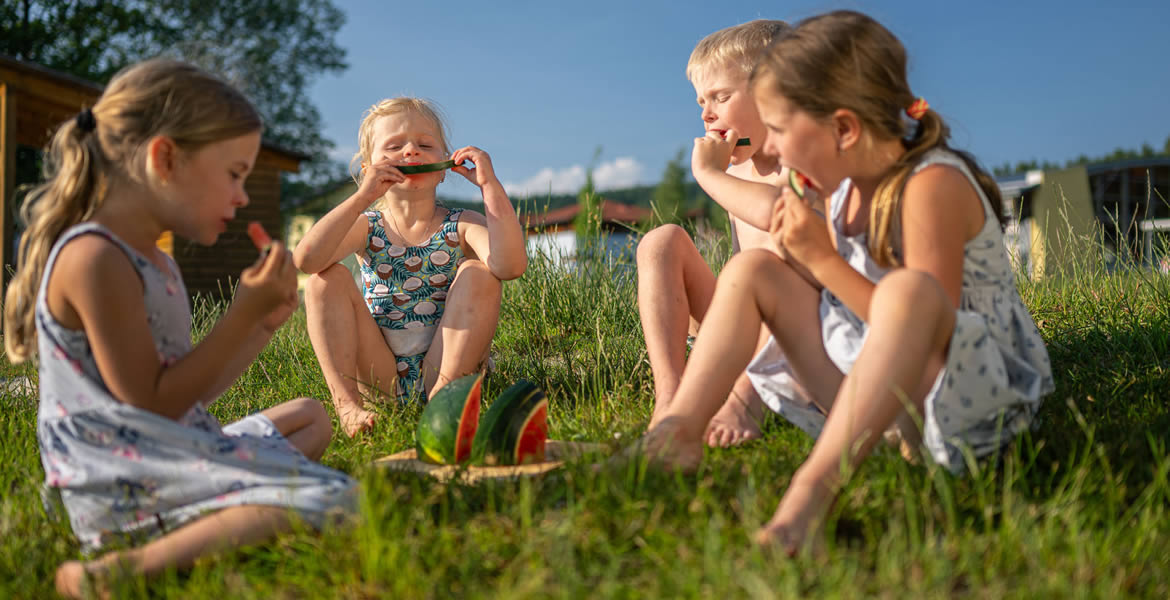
[1,228,1168,598]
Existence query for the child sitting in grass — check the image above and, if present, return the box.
[638,19,799,448]
[1,58,358,598]
[293,98,526,436]
[637,10,1053,555]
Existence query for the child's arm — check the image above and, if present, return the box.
[692,129,780,231]
[777,166,981,321]
[56,237,298,420]
[292,161,406,274]
[450,146,527,280]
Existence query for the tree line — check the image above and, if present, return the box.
[992,135,1170,177]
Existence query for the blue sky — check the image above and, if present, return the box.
[309,0,1170,200]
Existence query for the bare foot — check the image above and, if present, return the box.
[753,477,834,557]
[647,397,672,432]
[705,390,764,448]
[55,561,107,600]
[632,416,705,473]
[333,399,377,437]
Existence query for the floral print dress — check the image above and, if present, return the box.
[36,223,357,553]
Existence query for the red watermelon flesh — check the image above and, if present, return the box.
[454,389,481,463]
[512,401,548,465]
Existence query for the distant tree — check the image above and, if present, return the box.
[995,137,1170,176]
[573,146,604,247]
[0,0,348,187]
[649,149,687,227]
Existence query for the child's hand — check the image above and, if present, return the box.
[357,159,407,203]
[692,128,737,175]
[236,238,299,334]
[450,146,498,189]
[770,185,834,271]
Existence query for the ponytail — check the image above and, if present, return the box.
[869,108,1006,268]
[3,115,108,363]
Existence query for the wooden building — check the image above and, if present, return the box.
[0,55,307,300]
[998,158,1170,278]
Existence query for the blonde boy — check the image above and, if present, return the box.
[638,19,791,447]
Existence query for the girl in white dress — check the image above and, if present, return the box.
[639,10,1053,555]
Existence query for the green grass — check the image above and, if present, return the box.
[2,235,1169,598]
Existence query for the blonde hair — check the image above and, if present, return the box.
[2,58,262,363]
[349,97,451,188]
[751,10,1004,267]
[687,19,791,82]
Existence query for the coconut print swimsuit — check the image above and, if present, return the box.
[35,224,357,553]
[359,208,466,401]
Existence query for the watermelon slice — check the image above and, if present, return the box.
[472,379,549,466]
[788,169,811,200]
[415,373,483,464]
[735,137,751,147]
[246,221,272,253]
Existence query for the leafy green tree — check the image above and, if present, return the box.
[1,0,348,187]
[649,149,686,227]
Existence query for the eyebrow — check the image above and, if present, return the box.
[696,88,733,103]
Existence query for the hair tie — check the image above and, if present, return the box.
[901,97,929,143]
[75,108,96,133]
[906,98,929,120]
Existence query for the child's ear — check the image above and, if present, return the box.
[145,135,180,185]
[831,109,862,153]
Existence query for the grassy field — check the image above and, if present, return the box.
[2,234,1168,599]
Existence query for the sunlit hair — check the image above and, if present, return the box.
[750,10,1005,267]
[687,19,791,83]
[3,58,262,363]
[350,97,451,190]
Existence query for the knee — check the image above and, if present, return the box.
[720,248,783,285]
[304,263,351,301]
[870,270,950,324]
[297,397,333,448]
[455,259,502,300]
[636,224,691,267]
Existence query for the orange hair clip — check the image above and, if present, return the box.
[906,98,929,120]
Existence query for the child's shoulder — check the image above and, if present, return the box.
[454,207,485,228]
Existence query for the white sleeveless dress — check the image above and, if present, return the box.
[36,223,358,553]
[745,149,1054,472]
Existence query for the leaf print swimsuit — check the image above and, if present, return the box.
[359,208,466,401]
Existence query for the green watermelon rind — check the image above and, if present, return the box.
[472,380,548,466]
[415,373,483,465]
[507,399,548,465]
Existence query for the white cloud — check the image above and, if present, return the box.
[593,157,644,191]
[503,157,646,199]
[503,164,586,198]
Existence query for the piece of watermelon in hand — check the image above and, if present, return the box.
[247,221,272,254]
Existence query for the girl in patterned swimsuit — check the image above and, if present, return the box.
[1,59,357,598]
[638,11,1053,555]
[294,98,527,437]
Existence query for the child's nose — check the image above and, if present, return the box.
[701,106,717,122]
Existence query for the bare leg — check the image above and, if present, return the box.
[641,250,843,471]
[754,270,953,554]
[704,328,770,447]
[421,259,502,397]
[260,397,333,462]
[636,225,716,428]
[55,505,297,599]
[303,263,401,436]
